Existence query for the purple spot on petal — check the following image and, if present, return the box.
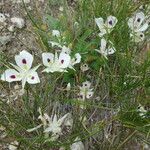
[137,18,141,22]
[31,76,34,80]
[22,59,27,64]
[47,58,51,62]
[109,20,113,25]
[140,34,143,37]
[10,75,16,79]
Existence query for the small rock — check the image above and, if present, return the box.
[52,30,61,37]
[8,25,15,32]
[0,35,11,46]
[0,13,6,23]
[11,17,25,29]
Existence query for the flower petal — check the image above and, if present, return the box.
[95,17,104,30]
[72,53,81,66]
[52,30,60,37]
[86,91,94,99]
[128,18,134,30]
[49,41,62,48]
[1,69,22,82]
[107,47,116,55]
[138,23,149,32]
[53,114,58,123]
[80,63,89,72]
[58,113,69,125]
[15,50,33,70]
[27,71,40,84]
[42,53,54,67]
[82,81,91,89]
[106,16,118,28]
[59,52,71,68]
[62,46,71,54]
[134,32,145,42]
[134,12,145,29]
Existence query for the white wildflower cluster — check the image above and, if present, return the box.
[95,11,149,59]
[128,12,149,42]
[0,48,81,89]
[1,27,82,89]
[95,16,118,37]
[1,10,149,107]
[77,81,94,109]
[0,4,149,150]
[95,15,117,59]
[78,81,94,100]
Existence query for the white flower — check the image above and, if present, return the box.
[49,41,62,48]
[137,104,147,118]
[74,21,79,28]
[62,45,71,54]
[0,13,6,23]
[95,38,116,59]
[8,141,19,150]
[52,30,61,37]
[48,41,81,69]
[44,113,72,141]
[69,53,81,70]
[1,50,40,89]
[59,6,64,11]
[128,12,149,42]
[95,16,118,37]
[11,17,25,29]
[42,52,71,73]
[78,81,94,101]
[70,137,85,150]
[80,63,89,72]
[61,46,81,69]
